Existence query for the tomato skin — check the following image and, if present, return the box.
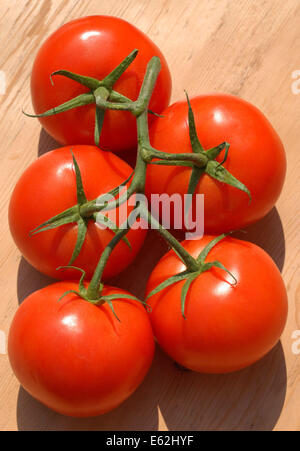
[146,94,286,233]
[146,236,288,373]
[8,282,154,417]
[9,145,146,280]
[31,15,172,152]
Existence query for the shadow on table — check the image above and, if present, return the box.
[157,341,286,431]
[17,257,55,305]
[38,128,60,157]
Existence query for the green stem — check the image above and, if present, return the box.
[129,57,162,193]
[132,56,161,117]
[86,215,133,300]
[85,56,166,299]
[95,97,133,111]
[80,57,161,218]
[142,147,208,167]
[79,184,136,216]
[139,201,199,272]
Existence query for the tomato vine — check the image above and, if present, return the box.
[26,51,251,317]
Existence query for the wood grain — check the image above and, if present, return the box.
[0,0,299,431]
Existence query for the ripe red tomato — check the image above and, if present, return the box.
[31,15,172,152]
[146,235,288,373]
[9,145,146,280]
[146,94,286,233]
[8,282,154,417]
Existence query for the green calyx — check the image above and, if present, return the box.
[24,49,160,147]
[146,234,237,319]
[57,265,149,321]
[30,151,131,266]
[145,92,251,212]
[24,49,139,146]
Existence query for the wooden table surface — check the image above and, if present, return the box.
[0,0,299,431]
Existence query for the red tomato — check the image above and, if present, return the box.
[8,282,154,417]
[146,95,286,233]
[146,235,288,373]
[9,145,146,280]
[31,15,172,152]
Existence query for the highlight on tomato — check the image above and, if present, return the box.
[8,282,155,417]
[29,15,172,152]
[146,235,288,374]
[145,94,286,233]
[9,145,146,280]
